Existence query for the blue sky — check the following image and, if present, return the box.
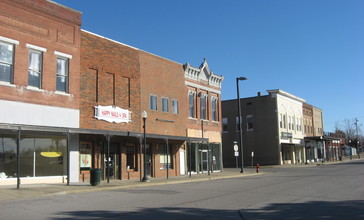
[54,0,364,132]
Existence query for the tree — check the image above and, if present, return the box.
[335,118,362,157]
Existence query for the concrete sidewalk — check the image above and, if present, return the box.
[0,167,262,201]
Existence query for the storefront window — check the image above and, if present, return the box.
[0,137,17,178]
[20,137,67,177]
[187,143,197,173]
[126,145,136,170]
[160,144,173,169]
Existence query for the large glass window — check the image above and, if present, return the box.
[20,137,67,177]
[160,144,173,169]
[56,57,69,93]
[28,50,43,88]
[162,97,169,112]
[188,92,195,118]
[172,99,179,114]
[200,94,207,120]
[0,137,17,178]
[150,95,157,111]
[126,145,136,171]
[0,41,15,83]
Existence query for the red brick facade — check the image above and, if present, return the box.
[80,31,141,132]
[0,0,81,109]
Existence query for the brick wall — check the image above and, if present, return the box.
[0,0,81,109]
[139,50,187,137]
[80,31,141,132]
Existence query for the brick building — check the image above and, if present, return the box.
[0,0,224,186]
[0,0,81,185]
[78,30,142,181]
[222,90,306,166]
[184,60,224,174]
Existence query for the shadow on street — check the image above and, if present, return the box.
[52,200,364,220]
[240,200,364,220]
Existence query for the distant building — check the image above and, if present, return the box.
[222,90,306,166]
[303,103,325,162]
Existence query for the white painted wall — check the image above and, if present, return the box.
[0,100,79,128]
[69,134,80,183]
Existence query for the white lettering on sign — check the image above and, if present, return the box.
[94,105,132,123]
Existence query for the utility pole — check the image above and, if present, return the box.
[355,118,360,159]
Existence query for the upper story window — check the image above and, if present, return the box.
[283,114,286,129]
[162,97,169,112]
[200,93,207,120]
[27,44,46,89]
[56,57,69,93]
[28,50,43,88]
[288,116,292,130]
[150,95,157,111]
[211,96,218,121]
[246,115,253,131]
[55,51,72,93]
[188,91,196,118]
[222,117,228,133]
[0,37,18,84]
[172,99,179,114]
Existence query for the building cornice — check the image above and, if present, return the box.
[183,59,223,89]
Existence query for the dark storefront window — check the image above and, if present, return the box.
[126,145,136,170]
[0,137,17,178]
[160,144,173,169]
[211,143,221,171]
[20,137,67,177]
[187,143,197,172]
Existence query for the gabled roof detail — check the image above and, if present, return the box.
[183,58,223,89]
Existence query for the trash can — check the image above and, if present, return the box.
[90,168,101,186]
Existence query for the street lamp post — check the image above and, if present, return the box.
[142,111,150,182]
[236,77,247,173]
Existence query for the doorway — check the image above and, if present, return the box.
[200,150,208,173]
[102,143,120,179]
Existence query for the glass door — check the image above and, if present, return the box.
[200,150,208,173]
[103,143,120,179]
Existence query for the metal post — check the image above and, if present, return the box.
[189,139,192,177]
[16,127,21,189]
[142,113,150,182]
[67,131,70,185]
[139,137,143,182]
[236,77,247,173]
[166,137,169,179]
[106,134,110,183]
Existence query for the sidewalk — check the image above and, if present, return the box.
[0,167,261,201]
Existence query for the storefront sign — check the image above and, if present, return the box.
[94,105,132,123]
[281,132,293,139]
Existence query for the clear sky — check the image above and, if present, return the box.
[53,0,364,132]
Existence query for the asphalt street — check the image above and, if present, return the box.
[0,160,363,220]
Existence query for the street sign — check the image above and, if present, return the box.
[235,152,239,156]
[233,141,238,152]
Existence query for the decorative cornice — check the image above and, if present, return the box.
[183,59,224,89]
